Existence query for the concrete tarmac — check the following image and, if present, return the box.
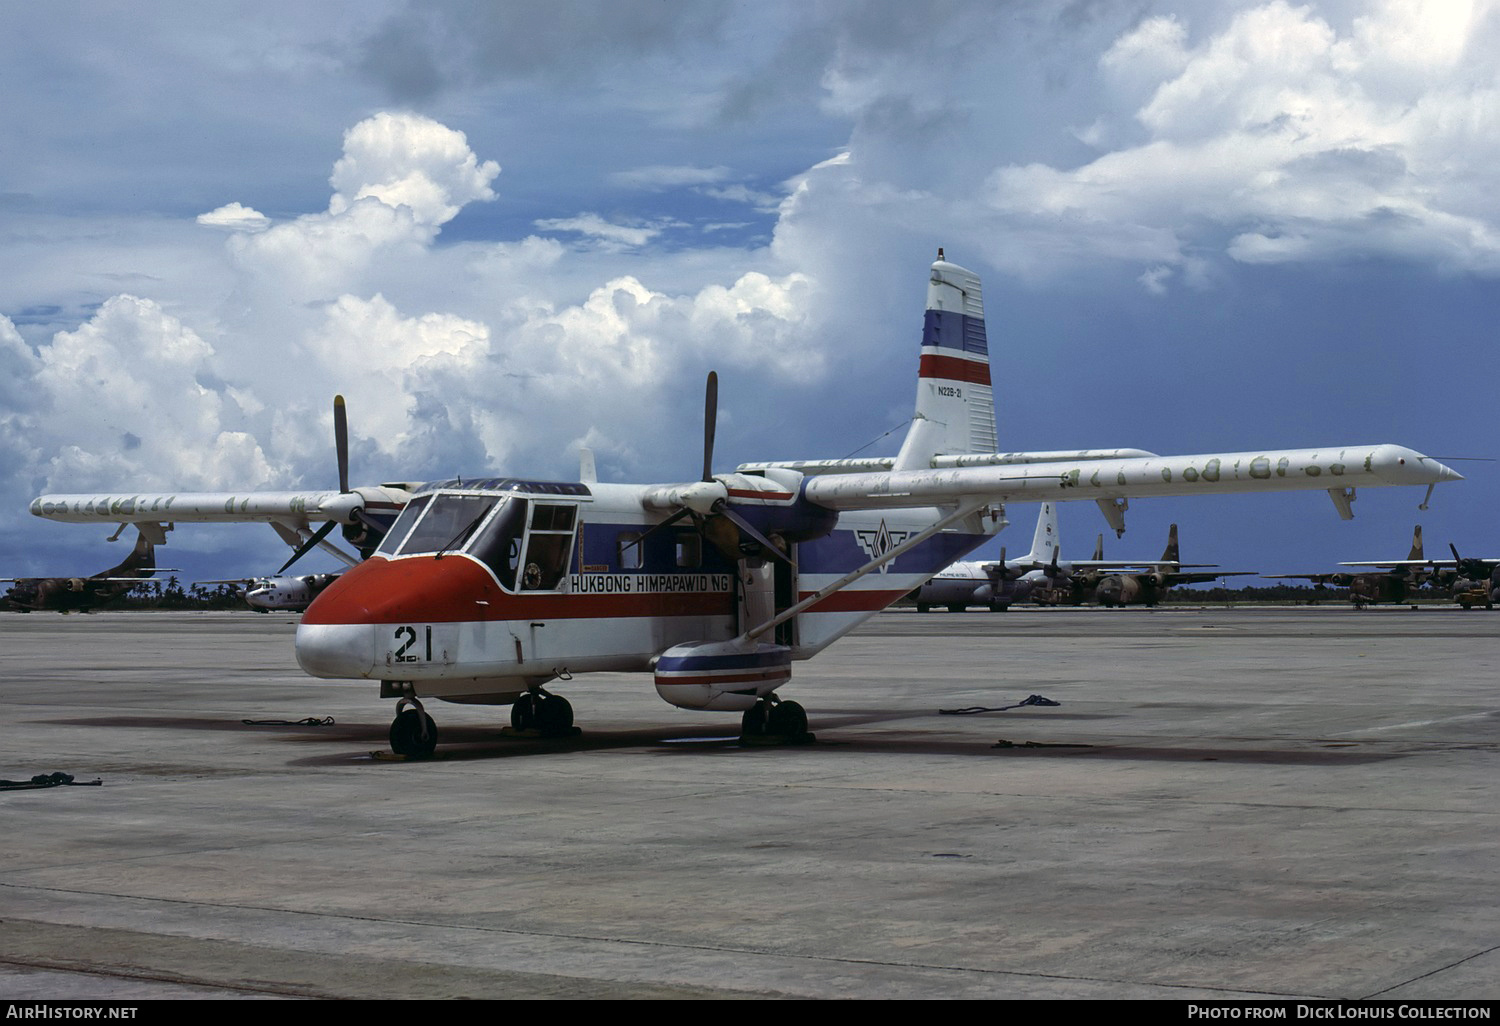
[1,607,1496,1000]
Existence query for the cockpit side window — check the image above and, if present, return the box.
[519,503,578,591]
[376,495,432,556]
[469,498,528,589]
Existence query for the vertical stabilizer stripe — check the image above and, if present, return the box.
[922,310,989,356]
[919,353,993,385]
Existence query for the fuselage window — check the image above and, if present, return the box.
[468,498,528,589]
[376,495,432,556]
[675,530,701,569]
[618,531,644,570]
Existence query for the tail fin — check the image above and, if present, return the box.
[1407,525,1424,561]
[894,251,997,470]
[1026,503,1059,564]
[1159,524,1180,566]
[99,529,155,579]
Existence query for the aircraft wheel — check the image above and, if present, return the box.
[511,694,538,731]
[389,709,438,758]
[741,701,769,737]
[767,700,807,737]
[947,604,966,613]
[916,603,930,613]
[536,694,573,733]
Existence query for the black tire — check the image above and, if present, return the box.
[741,702,769,736]
[511,694,538,731]
[536,694,573,733]
[767,700,807,737]
[389,709,438,758]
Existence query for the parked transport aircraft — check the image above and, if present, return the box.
[2,529,173,612]
[30,253,1461,755]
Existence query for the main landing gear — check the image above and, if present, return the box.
[507,685,578,737]
[384,685,580,758]
[739,695,814,745]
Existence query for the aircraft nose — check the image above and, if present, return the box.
[1429,458,1464,483]
[294,555,501,680]
[296,622,377,678]
[1370,445,1463,484]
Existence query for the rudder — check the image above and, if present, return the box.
[894,251,997,470]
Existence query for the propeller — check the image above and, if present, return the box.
[1448,543,1492,583]
[985,547,1015,587]
[632,372,792,567]
[278,395,387,574]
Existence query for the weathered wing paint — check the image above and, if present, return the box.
[801,444,1459,510]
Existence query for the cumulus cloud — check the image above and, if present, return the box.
[3,103,826,548]
[16,296,275,493]
[213,112,501,307]
[984,0,1500,285]
[196,202,270,233]
[328,112,500,227]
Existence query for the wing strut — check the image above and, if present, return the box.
[742,501,985,643]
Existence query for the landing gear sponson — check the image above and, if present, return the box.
[383,682,580,757]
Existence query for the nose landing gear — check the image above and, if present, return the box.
[389,697,438,758]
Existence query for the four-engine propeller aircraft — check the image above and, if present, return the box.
[1265,525,1431,608]
[198,573,344,613]
[1325,535,1500,610]
[910,502,1069,612]
[2,529,173,612]
[1090,524,1253,607]
[29,253,1462,755]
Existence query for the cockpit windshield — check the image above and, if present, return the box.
[377,492,574,594]
[396,494,497,556]
[376,494,431,557]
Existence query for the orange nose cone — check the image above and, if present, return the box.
[302,555,502,625]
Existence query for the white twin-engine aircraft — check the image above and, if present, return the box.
[30,253,1461,756]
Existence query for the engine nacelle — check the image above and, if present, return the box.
[654,639,792,711]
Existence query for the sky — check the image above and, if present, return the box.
[2,0,1499,587]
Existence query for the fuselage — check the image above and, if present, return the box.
[295,477,998,702]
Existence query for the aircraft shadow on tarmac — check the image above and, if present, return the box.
[40,711,1406,767]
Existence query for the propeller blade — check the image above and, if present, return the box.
[623,507,695,561]
[702,371,718,483]
[715,503,794,566]
[278,520,339,575]
[334,395,350,495]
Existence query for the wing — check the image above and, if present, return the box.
[29,486,417,563]
[797,444,1459,514]
[1165,571,1256,585]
